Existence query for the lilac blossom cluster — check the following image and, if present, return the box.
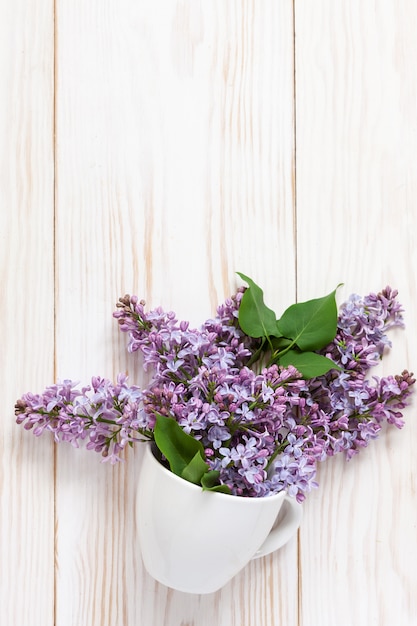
[15,287,415,502]
[15,375,147,462]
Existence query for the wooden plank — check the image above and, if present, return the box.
[54,0,297,624]
[295,2,417,625]
[0,1,55,624]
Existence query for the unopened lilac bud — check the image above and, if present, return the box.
[14,399,27,415]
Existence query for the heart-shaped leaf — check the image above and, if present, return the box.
[237,272,279,338]
[154,415,233,491]
[276,287,341,351]
[154,414,205,476]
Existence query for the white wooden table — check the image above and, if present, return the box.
[2,2,416,625]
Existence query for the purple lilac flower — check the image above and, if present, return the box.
[326,287,404,375]
[15,374,148,464]
[268,454,318,501]
[15,286,415,501]
[113,291,255,380]
[207,425,230,449]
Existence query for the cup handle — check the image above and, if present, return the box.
[252,495,303,559]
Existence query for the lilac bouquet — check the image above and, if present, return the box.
[15,275,415,502]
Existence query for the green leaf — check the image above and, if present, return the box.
[237,272,280,338]
[154,416,233,491]
[154,414,205,476]
[278,350,341,378]
[276,286,341,351]
[181,451,210,484]
[201,470,232,494]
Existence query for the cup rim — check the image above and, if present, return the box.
[144,441,288,504]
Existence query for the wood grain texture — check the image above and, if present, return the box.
[0,1,55,625]
[3,0,417,624]
[295,2,417,625]
[54,1,296,625]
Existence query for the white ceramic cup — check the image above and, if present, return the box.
[137,443,302,594]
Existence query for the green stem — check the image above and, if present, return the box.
[96,416,120,426]
[265,441,288,471]
[268,337,298,365]
[246,338,267,368]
